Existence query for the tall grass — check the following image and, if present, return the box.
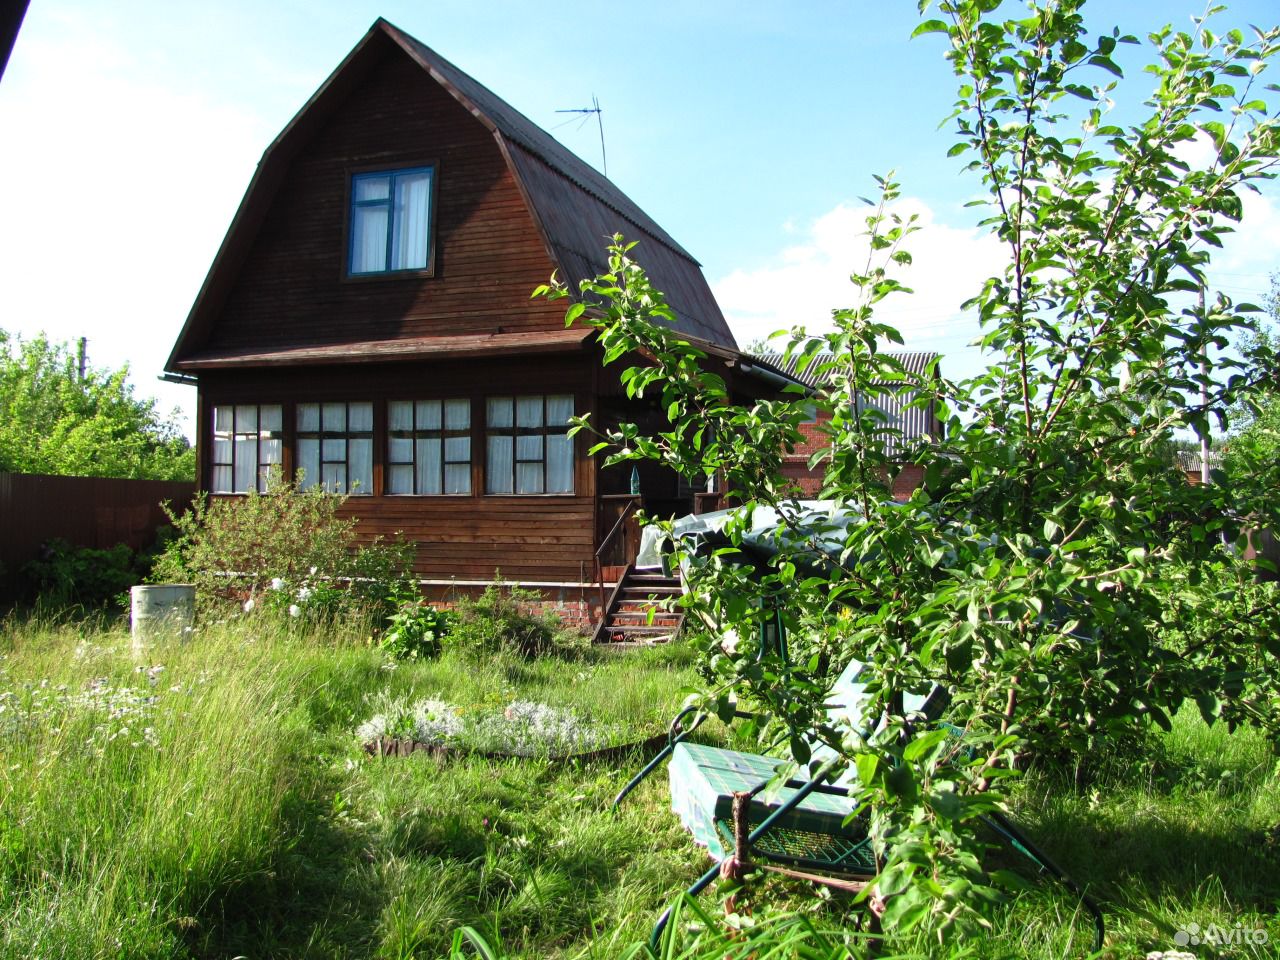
[2,612,1276,958]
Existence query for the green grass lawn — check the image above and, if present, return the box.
[1,615,1276,959]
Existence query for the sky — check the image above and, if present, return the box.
[2,0,1278,441]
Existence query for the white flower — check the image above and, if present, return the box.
[288,604,301,618]
[270,577,285,591]
[243,598,255,613]
[297,587,312,602]
[309,566,318,576]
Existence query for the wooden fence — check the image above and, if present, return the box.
[0,473,194,577]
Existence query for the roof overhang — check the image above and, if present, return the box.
[174,328,593,371]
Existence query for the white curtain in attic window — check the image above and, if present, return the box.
[351,205,388,273]
[392,171,432,270]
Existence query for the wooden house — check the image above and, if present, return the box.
[165,19,787,625]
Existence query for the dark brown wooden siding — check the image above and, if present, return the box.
[206,51,565,354]
[199,354,597,582]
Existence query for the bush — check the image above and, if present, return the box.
[21,539,141,609]
[445,582,561,660]
[150,473,416,625]
[378,602,454,661]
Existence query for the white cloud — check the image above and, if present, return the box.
[712,198,1005,379]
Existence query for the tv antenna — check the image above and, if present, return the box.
[555,94,606,177]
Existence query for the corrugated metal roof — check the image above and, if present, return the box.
[753,351,943,454]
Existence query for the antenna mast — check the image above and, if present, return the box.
[555,94,606,177]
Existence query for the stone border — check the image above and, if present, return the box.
[363,731,668,763]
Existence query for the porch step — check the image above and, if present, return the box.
[591,566,686,647]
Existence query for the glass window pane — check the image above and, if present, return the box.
[444,436,470,462]
[260,437,281,466]
[389,401,412,431]
[322,403,346,432]
[349,438,372,494]
[486,436,513,493]
[546,395,573,426]
[417,400,442,430]
[546,435,574,493]
[388,464,412,495]
[516,396,543,428]
[322,438,346,461]
[417,438,441,495]
[350,205,388,273]
[444,463,470,495]
[487,397,513,428]
[234,437,256,492]
[391,171,432,270]
[389,437,413,463]
[297,438,319,489]
[214,406,232,433]
[354,175,390,202]
[516,434,542,461]
[235,405,257,433]
[212,466,232,493]
[260,405,282,432]
[349,402,373,432]
[322,463,345,493]
[213,437,232,465]
[516,462,543,495]
[297,403,319,432]
[444,398,469,430]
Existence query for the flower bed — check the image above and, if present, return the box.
[357,696,662,761]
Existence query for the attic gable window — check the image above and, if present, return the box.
[348,167,435,276]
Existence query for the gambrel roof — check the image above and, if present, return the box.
[167,18,734,372]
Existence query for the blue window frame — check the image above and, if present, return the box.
[348,166,436,276]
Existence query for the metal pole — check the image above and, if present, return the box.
[1199,286,1211,486]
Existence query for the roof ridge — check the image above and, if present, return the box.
[377,19,698,265]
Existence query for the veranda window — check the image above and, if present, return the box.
[387,399,471,495]
[485,395,574,495]
[211,404,282,493]
[296,402,373,494]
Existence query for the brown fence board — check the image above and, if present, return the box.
[0,473,194,577]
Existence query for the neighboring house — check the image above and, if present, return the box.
[752,351,945,500]
[165,19,786,620]
[1175,449,1222,485]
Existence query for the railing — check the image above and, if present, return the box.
[594,495,639,621]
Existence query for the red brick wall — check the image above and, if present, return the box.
[783,411,926,501]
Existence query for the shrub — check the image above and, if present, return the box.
[445,582,560,660]
[378,602,454,661]
[150,473,417,625]
[20,539,141,609]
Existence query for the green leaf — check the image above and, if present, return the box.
[911,19,950,38]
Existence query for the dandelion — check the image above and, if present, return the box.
[296,586,312,602]
[288,604,301,618]
[270,577,285,591]
[243,597,255,613]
